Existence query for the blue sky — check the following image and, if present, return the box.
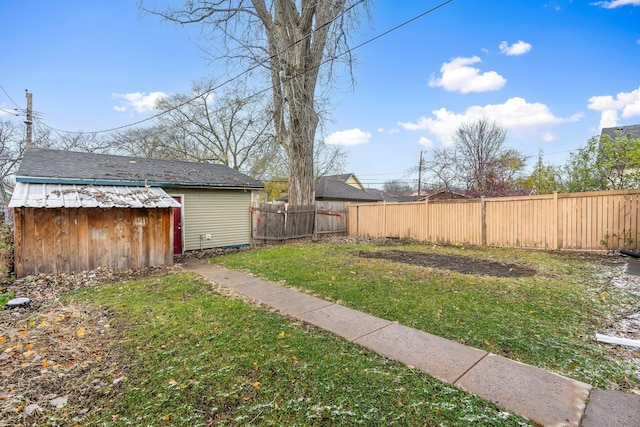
[1,1,639,188]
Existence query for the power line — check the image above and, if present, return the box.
[0,85,23,111]
[35,0,455,135]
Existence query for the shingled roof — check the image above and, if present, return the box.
[16,148,263,190]
[315,178,381,202]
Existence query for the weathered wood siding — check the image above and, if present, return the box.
[166,188,253,251]
[348,190,640,251]
[316,201,348,235]
[13,207,173,276]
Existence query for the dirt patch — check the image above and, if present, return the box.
[0,265,180,426]
[356,249,537,278]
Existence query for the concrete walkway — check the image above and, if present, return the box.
[182,258,640,427]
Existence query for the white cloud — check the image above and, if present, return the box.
[324,128,371,146]
[499,40,532,56]
[112,91,166,113]
[587,86,640,129]
[398,97,582,146]
[591,0,640,8]
[418,137,433,148]
[428,56,506,94]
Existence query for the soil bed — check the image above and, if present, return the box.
[356,249,537,278]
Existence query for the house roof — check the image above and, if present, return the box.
[16,148,264,190]
[9,183,181,209]
[315,178,381,202]
[279,177,381,202]
[601,124,640,140]
[322,173,364,190]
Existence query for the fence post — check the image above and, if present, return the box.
[423,197,429,241]
[554,191,561,250]
[481,197,486,246]
[382,201,387,238]
[313,203,318,240]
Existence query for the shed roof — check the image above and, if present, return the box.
[8,183,181,209]
[16,148,264,190]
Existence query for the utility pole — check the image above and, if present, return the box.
[417,150,424,197]
[24,90,33,148]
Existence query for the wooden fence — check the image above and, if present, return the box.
[348,189,640,251]
[251,201,348,243]
[316,201,348,235]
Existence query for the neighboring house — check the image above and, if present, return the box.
[9,148,263,276]
[322,173,366,191]
[279,174,381,203]
[314,177,381,202]
[419,190,471,201]
[601,124,640,141]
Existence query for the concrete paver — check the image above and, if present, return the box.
[354,322,487,384]
[258,288,333,315]
[296,303,394,341]
[182,259,640,427]
[581,389,640,427]
[455,354,591,427]
[225,278,289,299]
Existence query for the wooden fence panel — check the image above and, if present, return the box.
[316,201,348,235]
[348,190,640,251]
[252,203,316,242]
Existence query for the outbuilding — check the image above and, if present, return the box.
[10,148,263,276]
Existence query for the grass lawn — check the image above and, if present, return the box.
[65,272,534,426]
[212,241,640,390]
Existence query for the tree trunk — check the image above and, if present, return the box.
[253,0,344,206]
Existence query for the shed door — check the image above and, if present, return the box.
[172,196,183,254]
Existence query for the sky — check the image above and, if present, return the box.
[1,0,639,189]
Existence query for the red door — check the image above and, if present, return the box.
[172,196,183,255]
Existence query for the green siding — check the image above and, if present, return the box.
[163,188,253,251]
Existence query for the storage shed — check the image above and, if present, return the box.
[10,148,263,276]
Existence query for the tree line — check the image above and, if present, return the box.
[384,118,640,198]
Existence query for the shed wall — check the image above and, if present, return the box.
[13,207,173,276]
[165,188,252,251]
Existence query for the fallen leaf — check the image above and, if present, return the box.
[19,330,27,337]
[16,404,24,413]
[25,343,34,350]
[0,337,5,344]
[76,328,85,337]
[50,396,68,409]
[162,414,171,421]
[24,403,42,415]
[252,381,261,390]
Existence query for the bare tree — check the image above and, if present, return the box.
[152,78,279,179]
[383,179,414,196]
[145,0,369,205]
[0,120,26,193]
[424,119,527,196]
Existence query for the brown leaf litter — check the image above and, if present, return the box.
[0,265,180,426]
